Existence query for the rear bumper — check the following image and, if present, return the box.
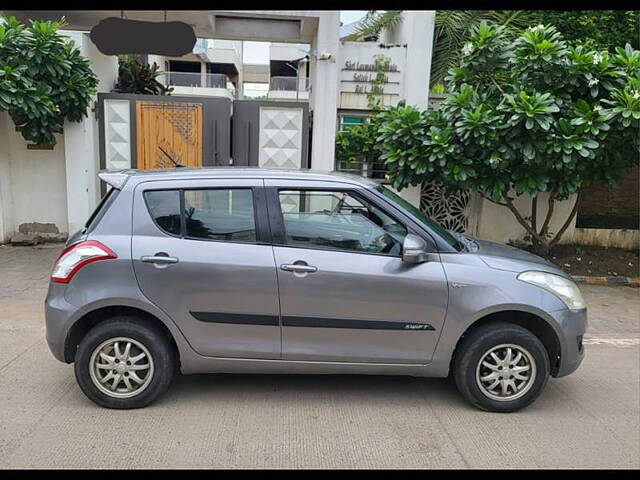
[550,307,588,377]
[44,283,75,363]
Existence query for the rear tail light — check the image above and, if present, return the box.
[51,241,117,284]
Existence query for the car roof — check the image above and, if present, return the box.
[99,167,381,189]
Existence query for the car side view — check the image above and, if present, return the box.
[45,168,587,412]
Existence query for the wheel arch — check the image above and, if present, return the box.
[64,305,180,366]
[450,310,562,376]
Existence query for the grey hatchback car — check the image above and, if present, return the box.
[45,168,587,411]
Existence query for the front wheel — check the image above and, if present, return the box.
[74,317,176,409]
[452,322,550,412]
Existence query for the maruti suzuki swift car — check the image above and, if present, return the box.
[45,168,587,411]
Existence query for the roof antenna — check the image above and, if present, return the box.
[158,146,185,168]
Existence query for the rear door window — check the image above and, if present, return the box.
[144,190,182,236]
[184,189,256,242]
[143,188,257,243]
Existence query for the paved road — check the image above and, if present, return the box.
[0,244,638,468]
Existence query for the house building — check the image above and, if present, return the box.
[149,40,311,102]
[150,39,243,100]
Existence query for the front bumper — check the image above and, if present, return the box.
[550,307,588,377]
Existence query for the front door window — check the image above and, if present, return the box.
[278,189,407,256]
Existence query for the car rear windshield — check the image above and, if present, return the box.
[82,187,119,234]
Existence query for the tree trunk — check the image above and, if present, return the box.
[532,240,552,257]
[531,196,540,252]
[549,192,582,251]
[486,192,580,258]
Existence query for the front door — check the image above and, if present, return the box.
[265,180,449,364]
[131,178,280,359]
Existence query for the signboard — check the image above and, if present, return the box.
[339,43,406,109]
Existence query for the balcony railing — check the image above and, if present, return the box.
[269,76,309,92]
[165,72,232,90]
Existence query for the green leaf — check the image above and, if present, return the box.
[349,18,640,228]
[0,14,98,145]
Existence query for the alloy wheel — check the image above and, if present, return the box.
[475,343,537,402]
[89,337,155,398]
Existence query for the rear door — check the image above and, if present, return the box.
[265,179,449,364]
[131,177,281,359]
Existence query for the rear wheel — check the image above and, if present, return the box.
[453,322,550,412]
[74,317,175,409]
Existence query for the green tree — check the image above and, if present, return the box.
[114,55,173,95]
[375,23,640,254]
[0,16,98,145]
[335,118,381,177]
[528,11,639,50]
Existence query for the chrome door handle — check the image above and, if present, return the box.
[280,264,318,273]
[141,255,179,264]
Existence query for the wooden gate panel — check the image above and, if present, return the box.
[136,101,203,170]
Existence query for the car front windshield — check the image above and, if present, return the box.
[376,185,462,251]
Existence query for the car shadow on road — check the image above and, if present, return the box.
[144,371,575,415]
[156,372,470,409]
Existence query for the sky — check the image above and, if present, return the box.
[242,11,368,65]
[340,10,368,26]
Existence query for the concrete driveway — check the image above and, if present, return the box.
[0,244,638,469]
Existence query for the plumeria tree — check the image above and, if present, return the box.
[0,16,97,145]
[375,22,640,255]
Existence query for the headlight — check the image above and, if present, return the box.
[517,271,586,310]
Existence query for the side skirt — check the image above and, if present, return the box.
[179,354,445,378]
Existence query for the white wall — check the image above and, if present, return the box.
[148,54,165,69]
[475,193,638,248]
[270,43,309,62]
[200,40,243,68]
[309,11,340,171]
[62,32,118,235]
[243,63,270,83]
[391,185,422,208]
[0,32,118,242]
[171,86,235,99]
[0,112,69,242]
[380,11,435,109]
[476,192,578,244]
[267,90,309,101]
[0,113,11,241]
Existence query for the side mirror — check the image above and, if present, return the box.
[402,233,429,264]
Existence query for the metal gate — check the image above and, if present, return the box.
[98,93,231,172]
[231,100,310,168]
[98,94,311,180]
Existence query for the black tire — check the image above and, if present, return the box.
[74,316,176,409]
[452,322,550,413]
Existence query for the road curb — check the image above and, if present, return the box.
[572,275,640,287]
